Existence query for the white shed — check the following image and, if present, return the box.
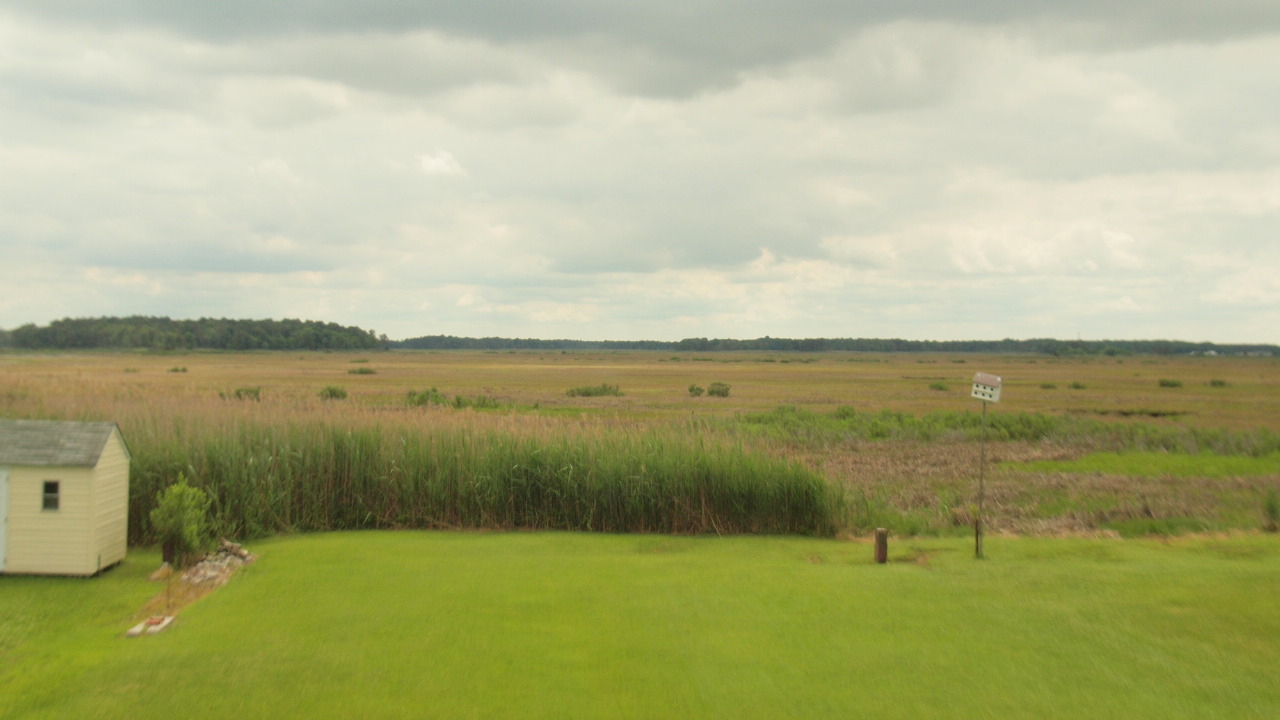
[0,419,130,576]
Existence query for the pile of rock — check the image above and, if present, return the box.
[180,538,255,587]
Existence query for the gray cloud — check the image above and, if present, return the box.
[1,4,1278,342]
[11,1,1280,97]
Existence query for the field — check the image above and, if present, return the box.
[1,349,1277,538]
[3,532,1280,719]
[3,350,1280,718]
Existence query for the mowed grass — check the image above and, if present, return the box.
[3,532,1279,720]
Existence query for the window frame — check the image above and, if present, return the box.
[42,480,60,511]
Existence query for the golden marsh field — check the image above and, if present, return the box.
[1,349,1277,539]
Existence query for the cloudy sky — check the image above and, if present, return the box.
[2,2,1278,342]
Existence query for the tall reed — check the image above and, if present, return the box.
[127,420,844,543]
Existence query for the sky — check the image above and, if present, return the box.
[2,2,1278,343]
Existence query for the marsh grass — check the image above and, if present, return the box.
[566,383,623,397]
[126,418,843,543]
[223,386,261,401]
[452,394,503,409]
[738,405,1280,455]
[4,350,1278,541]
[1012,451,1280,478]
[405,387,448,406]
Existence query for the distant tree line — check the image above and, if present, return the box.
[2,319,1273,356]
[394,334,1277,356]
[4,316,384,351]
[393,335,673,351]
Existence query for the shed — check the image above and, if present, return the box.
[0,419,130,576]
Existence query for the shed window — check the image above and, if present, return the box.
[42,481,60,511]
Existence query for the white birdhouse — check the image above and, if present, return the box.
[971,372,1002,403]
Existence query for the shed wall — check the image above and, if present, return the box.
[91,431,130,570]
[5,466,95,575]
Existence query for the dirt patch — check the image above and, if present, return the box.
[137,540,254,618]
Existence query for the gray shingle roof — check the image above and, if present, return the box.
[0,420,122,466]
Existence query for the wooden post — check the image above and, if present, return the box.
[975,400,987,559]
[874,528,888,564]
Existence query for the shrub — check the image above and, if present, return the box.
[168,366,187,373]
[348,367,376,375]
[566,383,623,397]
[453,394,502,409]
[707,382,731,398]
[407,387,448,406]
[1209,379,1229,388]
[688,384,705,397]
[1069,382,1086,390]
[233,386,261,401]
[1158,378,1183,388]
[319,385,348,400]
[150,476,212,566]
[1040,383,1057,390]
[928,382,949,392]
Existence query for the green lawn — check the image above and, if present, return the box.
[3,532,1279,719]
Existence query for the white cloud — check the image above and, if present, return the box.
[417,150,466,176]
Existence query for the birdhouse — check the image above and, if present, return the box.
[971,372,1002,403]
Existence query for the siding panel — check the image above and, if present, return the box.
[5,466,94,575]
[92,431,130,569]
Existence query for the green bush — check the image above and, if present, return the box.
[149,476,212,566]
[1209,379,1229,388]
[453,394,502,410]
[407,387,448,406]
[232,386,261,401]
[319,386,348,400]
[1158,378,1183,388]
[1040,383,1057,390]
[707,382,731,398]
[688,384,705,397]
[348,367,376,375]
[566,383,622,397]
[1068,382,1086,390]
[929,381,949,392]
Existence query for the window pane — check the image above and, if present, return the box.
[42,481,59,511]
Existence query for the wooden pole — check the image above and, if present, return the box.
[975,401,987,559]
[874,528,888,564]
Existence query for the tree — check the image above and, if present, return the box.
[150,475,212,567]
